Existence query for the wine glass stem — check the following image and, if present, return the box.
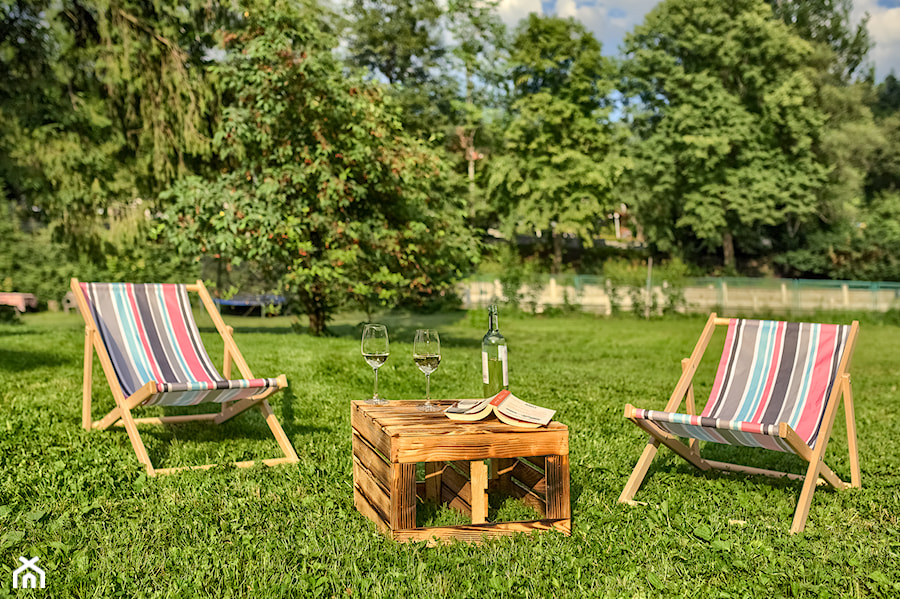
[425,373,431,401]
[373,367,379,398]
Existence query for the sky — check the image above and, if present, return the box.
[495,0,900,81]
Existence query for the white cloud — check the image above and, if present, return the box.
[496,0,543,30]
[854,0,900,79]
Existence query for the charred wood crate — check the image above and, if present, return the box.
[351,400,570,545]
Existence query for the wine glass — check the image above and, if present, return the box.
[413,329,441,412]
[361,324,389,406]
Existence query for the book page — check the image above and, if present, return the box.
[497,394,555,426]
[444,398,492,415]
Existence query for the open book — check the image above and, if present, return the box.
[444,390,556,428]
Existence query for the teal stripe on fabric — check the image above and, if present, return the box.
[112,284,156,386]
[734,320,774,423]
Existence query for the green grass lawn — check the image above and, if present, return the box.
[1,309,898,597]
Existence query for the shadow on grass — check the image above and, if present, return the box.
[636,443,825,493]
[0,348,67,372]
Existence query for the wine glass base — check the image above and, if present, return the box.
[417,403,441,412]
[364,397,389,406]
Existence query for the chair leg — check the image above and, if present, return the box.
[790,458,822,534]
[619,438,661,503]
[258,400,299,462]
[843,375,861,488]
[117,403,156,477]
[82,330,93,431]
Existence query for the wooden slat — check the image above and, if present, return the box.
[424,462,444,503]
[354,487,390,534]
[511,460,546,495]
[393,519,570,545]
[353,461,391,522]
[704,460,807,482]
[441,463,472,506]
[82,328,93,430]
[154,457,294,475]
[509,478,547,516]
[470,460,488,524]
[114,413,218,427]
[394,430,568,463]
[390,463,416,530]
[545,454,570,520]
[843,374,861,488]
[664,313,719,412]
[628,412,710,471]
[495,458,516,495]
[353,432,391,491]
[351,403,392,460]
[383,421,569,436]
[522,456,546,472]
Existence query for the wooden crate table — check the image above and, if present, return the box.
[351,400,570,544]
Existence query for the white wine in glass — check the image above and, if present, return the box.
[413,328,441,412]
[361,324,389,406]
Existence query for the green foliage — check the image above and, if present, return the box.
[777,191,900,280]
[487,15,628,273]
[874,73,900,118]
[1,0,221,279]
[3,311,900,597]
[767,0,872,82]
[622,0,831,269]
[160,0,477,335]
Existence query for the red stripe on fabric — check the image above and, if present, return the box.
[703,319,738,417]
[736,421,766,434]
[794,325,837,443]
[125,284,164,382]
[161,284,215,383]
[750,320,785,423]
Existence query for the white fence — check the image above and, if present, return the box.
[459,276,900,315]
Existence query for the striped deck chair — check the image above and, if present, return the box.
[71,278,299,476]
[619,313,860,533]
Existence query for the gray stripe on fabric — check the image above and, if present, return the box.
[145,284,191,384]
[762,321,799,425]
[716,320,760,420]
[778,322,812,425]
[90,283,142,396]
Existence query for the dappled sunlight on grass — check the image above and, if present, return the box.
[1,311,898,596]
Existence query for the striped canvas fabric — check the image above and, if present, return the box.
[81,283,280,407]
[633,319,851,453]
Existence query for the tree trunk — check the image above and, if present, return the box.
[722,231,736,270]
[308,307,326,336]
[552,226,563,274]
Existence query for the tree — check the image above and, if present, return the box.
[159,0,477,335]
[346,0,455,139]
[621,0,830,270]
[444,0,508,218]
[486,15,627,273]
[767,0,871,83]
[874,73,900,118]
[1,0,220,271]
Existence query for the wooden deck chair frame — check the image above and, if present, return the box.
[619,313,860,534]
[71,278,300,476]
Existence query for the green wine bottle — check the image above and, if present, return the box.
[481,304,508,397]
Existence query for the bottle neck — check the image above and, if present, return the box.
[488,306,498,332]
